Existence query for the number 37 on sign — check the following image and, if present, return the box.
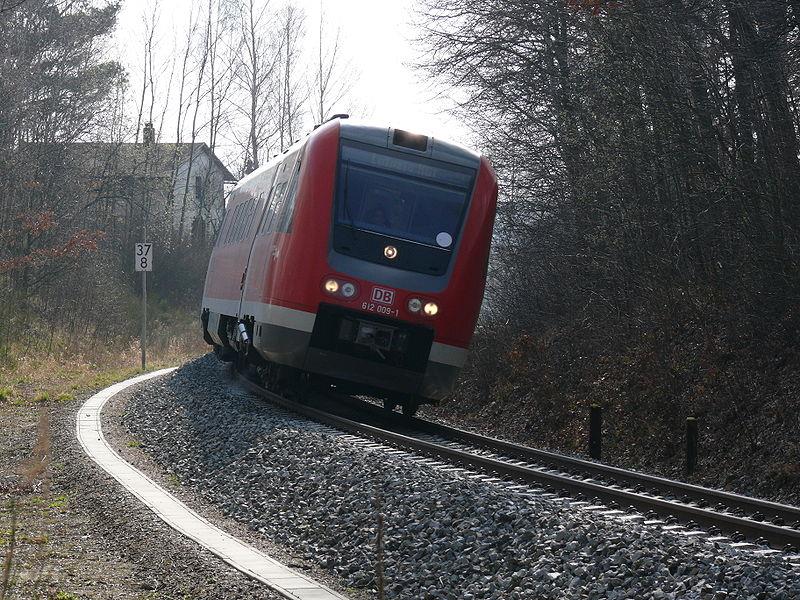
[135,243,153,272]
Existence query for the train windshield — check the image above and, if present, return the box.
[335,142,475,250]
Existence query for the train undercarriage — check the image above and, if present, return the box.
[206,310,425,416]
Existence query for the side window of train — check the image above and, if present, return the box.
[276,159,302,233]
[232,199,251,244]
[230,202,244,244]
[220,206,233,245]
[223,203,242,245]
[262,181,287,234]
[248,190,266,235]
[258,186,277,235]
[242,198,258,239]
[215,210,231,247]
[216,190,236,246]
[243,199,257,240]
[250,165,279,236]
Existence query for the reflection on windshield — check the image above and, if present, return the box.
[336,143,474,248]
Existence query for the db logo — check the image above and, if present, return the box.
[371,287,395,305]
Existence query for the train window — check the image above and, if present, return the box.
[236,200,247,242]
[333,141,476,274]
[219,190,241,246]
[248,190,266,235]
[335,142,474,248]
[230,201,245,243]
[245,198,257,240]
[392,129,428,152]
[262,181,287,234]
[237,202,250,242]
[257,187,276,235]
[233,199,253,243]
[221,207,234,245]
[215,210,231,247]
[224,203,243,245]
[276,159,302,233]
[241,198,258,240]
[242,165,278,237]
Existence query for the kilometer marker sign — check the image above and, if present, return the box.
[135,242,153,272]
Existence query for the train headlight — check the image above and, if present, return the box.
[384,245,398,260]
[423,302,439,316]
[407,298,422,313]
[341,282,356,298]
[323,277,358,299]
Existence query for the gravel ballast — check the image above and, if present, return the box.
[122,355,800,599]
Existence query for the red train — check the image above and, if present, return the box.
[201,118,497,415]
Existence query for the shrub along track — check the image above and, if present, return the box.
[234,368,800,557]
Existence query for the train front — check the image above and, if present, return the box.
[303,122,497,409]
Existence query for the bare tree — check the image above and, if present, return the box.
[133,4,159,143]
[309,2,357,124]
[176,5,212,243]
[415,0,800,448]
[0,0,124,339]
[275,2,307,151]
[205,0,238,153]
[231,0,280,173]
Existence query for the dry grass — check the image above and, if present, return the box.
[0,317,207,599]
[20,410,51,490]
[0,304,207,599]
[0,500,16,600]
[0,317,207,407]
[1,407,51,600]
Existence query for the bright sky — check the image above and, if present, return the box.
[115,0,472,168]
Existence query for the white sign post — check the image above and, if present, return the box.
[135,243,153,369]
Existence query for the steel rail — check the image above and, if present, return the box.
[234,371,800,551]
[340,395,800,530]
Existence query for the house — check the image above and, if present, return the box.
[67,123,237,245]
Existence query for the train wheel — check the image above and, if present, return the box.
[236,348,246,371]
[286,371,312,404]
[259,362,285,393]
[401,399,420,418]
[261,363,301,395]
[213,344,236,363]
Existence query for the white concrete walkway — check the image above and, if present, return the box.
[76,368,349,600]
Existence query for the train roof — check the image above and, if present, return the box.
[233,119,482,192]
[340,121,481,169]
[233,138,307,190]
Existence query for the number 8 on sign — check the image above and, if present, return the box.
[135,243,153,272]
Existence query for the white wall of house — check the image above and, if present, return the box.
[171,149,227,238]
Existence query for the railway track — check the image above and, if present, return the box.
[233,368,800,556]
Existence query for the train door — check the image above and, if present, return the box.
[237,165,279,318]
[264,149,304,299]
[240,150,301,315]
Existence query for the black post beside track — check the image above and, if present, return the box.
[232,368,800,552]
[589,404,602,460]
[686,417,699,476]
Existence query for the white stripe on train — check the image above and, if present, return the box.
[202,296,468,368]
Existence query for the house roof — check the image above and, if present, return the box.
[190,142,237,182]
[66,141,237,183]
